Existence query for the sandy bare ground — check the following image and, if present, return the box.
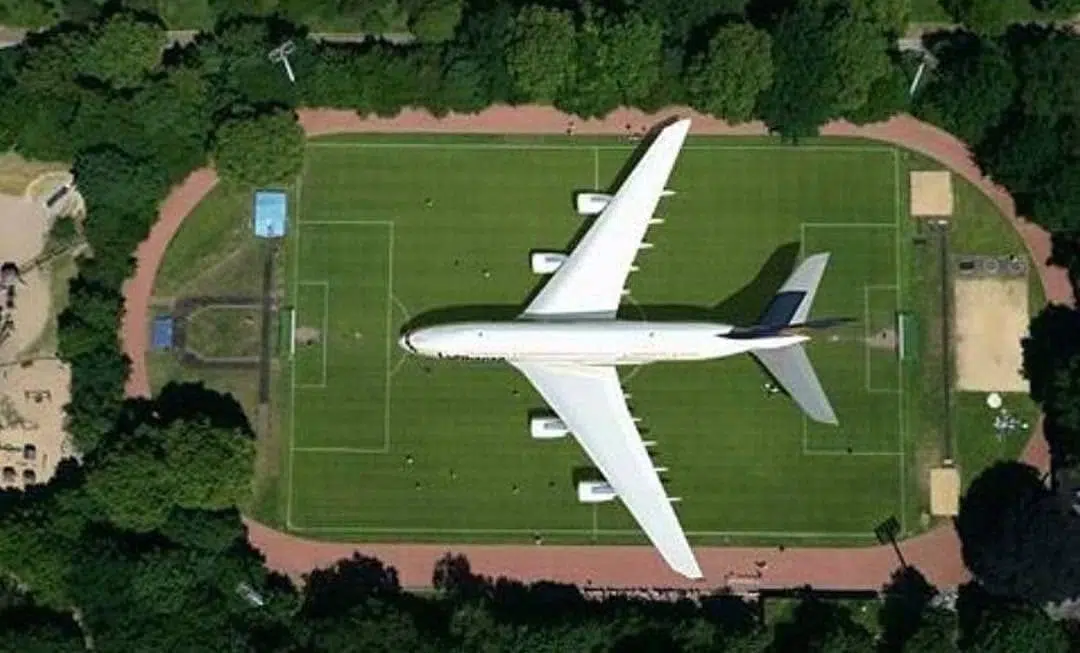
[954,278,1028,392]
[0,193,45,263]
[0,153,66,197]
[0,358,72,488]
[910,171,953,217]
[122,108,1069,592]
[0,192,53,362]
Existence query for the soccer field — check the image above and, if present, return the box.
[282,134,911,546]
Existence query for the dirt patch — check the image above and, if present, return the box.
[295,326,321,346]
[866,327,897,350]
[0,267,51,363]
[954,278,1028,392]
[0,358,73,489]
[929,467,960,517]
[0,193,47,264]
[910,171,954,217]
[0,154,67,197]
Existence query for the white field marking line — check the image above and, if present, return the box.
[287,220,396,530]
[300,219,394,225]
[294,281,329,389]
[307,142,896,154]
[285,160,306,531]
[893,147,907,535]
[388,294,413,378]
[800,223,902,457]
[288,524,877,538]
[865,284,902,395]
[592,146,600,189]
[383,221,395,454]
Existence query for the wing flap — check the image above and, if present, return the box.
[510,361,703,579]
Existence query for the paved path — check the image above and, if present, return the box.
[122,106,1066,591]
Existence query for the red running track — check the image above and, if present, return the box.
[121,107,1066,590]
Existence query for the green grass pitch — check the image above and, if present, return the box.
[282,135,911,546]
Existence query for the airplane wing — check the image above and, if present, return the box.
[520,119,691,319]
[510,360,703,579]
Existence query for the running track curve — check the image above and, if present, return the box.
[120,106,1067,591]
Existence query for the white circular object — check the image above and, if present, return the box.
[987,392,1003,409]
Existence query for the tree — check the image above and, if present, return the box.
[942,0,1017,35]
[407,0,463,43]
[769,595,875,652]
[962,600,1069,652]
[80,11,166,88]
[759,0,891,138]
[956,462,1080,603]
[915,37,1015,146]
[212,109,304,187]
[686,23,773,123]
[1032,161,1080,232]
[0,603,85,652]
[505,5,576,103]
[599,12,664,107]
[86,417,254,531]
[901,608,956,652]
[1012,29,1080,121]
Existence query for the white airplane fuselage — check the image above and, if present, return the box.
[399,320,808,365]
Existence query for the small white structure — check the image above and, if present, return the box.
[575,190,674,216]
[986,392,1003,409]
[530,252,567,274]
[268,41,297,83]
[577,480,617,503]
[575,192,612,216]
[529,415,568,439]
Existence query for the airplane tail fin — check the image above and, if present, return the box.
[748,253,839,425]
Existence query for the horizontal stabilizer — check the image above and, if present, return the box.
[753,343,838,425]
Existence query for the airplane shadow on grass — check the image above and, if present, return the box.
[401,242,802,333]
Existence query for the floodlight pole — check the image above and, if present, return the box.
[269,41,297,83]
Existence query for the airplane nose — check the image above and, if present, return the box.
[398,333,417,353]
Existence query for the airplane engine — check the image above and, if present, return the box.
[530,252,567,274]
[574,192,612,216]
[530,416,569,439]
[577,480,617,503]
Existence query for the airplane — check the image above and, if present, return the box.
[397,118,841,580]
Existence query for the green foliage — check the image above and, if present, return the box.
[686,23,773,123]
[942,0,1021,35]
[956,462,1080,603]
[962,597,1070,653]
[916,38,1015,146]
[1012,29,1080,121]
[506,5,576,103]
[79,11,166,88]
[407,0,463,43]
[212,109,304,187]
[557,7,665,117]
[759,0,891,138]
[86,417,254,532]
[0,602,85,652]
[46,215,80,254]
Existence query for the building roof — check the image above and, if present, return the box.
[151,315,174,351]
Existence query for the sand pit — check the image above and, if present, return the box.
[911,171,954,217]
[0,193,47,263]
[0,267,52,363]
[954,278,1028,392]
[929,467,960,517]
[0,359,73,489]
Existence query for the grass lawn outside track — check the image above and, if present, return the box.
[274,134,926,548]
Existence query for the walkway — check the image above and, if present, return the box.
[122,106,1067,591]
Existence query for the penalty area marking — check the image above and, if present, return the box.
[294,280,329,389]
[286,217,397,531]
